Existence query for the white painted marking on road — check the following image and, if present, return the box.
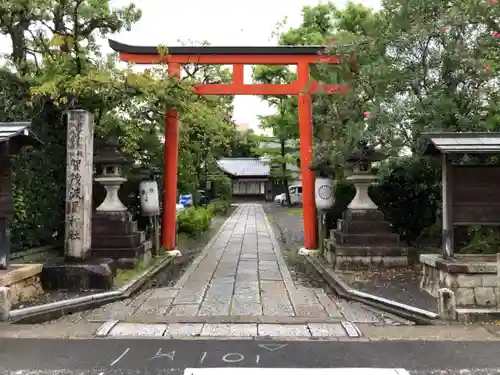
[255,354,260,364]
[184,369,408,375]
[199,351,207,364]
[221,353,244,363]
[258,343,288,352]
[341,321,360,337]
[95,319,120,337]
[150,349,176,360]
[8,368,500,375]
[110,347,130,366]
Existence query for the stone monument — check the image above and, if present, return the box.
[324,143,413,269]
[64,110,94,260]
[90,139,152,269]
[42,110,115,292]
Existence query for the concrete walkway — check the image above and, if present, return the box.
[63,204,390,338]
[166,203,338,318]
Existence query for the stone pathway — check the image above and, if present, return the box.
[83,204,397,337]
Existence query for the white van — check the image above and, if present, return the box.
[274,184,302,205]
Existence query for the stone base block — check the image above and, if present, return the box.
[41,258,115,291]
[324,240,415,270]
[420,254,500,308]
[0,264,44,305]
[115,245,153,269]
[91,240,152,269]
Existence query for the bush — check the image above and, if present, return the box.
[371,157,441,245]
[212,175,232,201]
[209,199,231,216]
[176,206,213,237]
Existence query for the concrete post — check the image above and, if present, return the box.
[64,110,94,260]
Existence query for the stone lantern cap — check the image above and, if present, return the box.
[346,142,386,163]
[94,138,127,166]
[309,160,336,178]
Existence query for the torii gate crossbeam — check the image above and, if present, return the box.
[109,40,349,253]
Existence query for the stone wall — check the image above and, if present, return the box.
[0,264,44,305]
[420,254,500,308]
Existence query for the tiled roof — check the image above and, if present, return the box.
[217,158,270,177]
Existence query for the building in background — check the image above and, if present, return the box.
[216,138,301,201]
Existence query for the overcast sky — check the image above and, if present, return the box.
[0,0,380,130]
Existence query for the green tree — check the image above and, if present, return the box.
[325,0,500,156]
[255,100,299,205]
[0,0,238,250]
[226,128,260,158]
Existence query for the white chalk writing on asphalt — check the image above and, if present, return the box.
[258,344,288,352]
[151,349,176,360]
[221,353,245,363]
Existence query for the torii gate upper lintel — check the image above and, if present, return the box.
[108,39,349,253]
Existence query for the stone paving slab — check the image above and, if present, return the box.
[98,321,356,338]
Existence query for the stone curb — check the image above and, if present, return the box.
[303,255,440,325]
[7,256,174,324]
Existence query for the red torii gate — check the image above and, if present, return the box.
[108,40,349,252]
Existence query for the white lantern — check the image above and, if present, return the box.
[139,180,160,216]
[315,177,335,211]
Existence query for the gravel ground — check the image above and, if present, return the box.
[338,266,438,313]
[263,203,324,289]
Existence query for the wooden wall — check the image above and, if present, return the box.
[452,165,500,225]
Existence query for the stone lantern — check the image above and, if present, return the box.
[90,140,152,269]
[93,138,127,213]
[324,142,407,269]
[345,142,386,211]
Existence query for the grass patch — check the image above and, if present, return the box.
[114,256,167,287]
[283,207,303,215]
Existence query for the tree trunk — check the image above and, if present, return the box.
[281,138,291,206]
[9,24,29,76]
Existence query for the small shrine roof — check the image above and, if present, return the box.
[0,122,42,147]
[422,132,500,155]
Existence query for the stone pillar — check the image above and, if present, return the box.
[0,286,11,321]
[65,110,94,260]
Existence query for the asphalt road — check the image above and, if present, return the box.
[1,338,500,374]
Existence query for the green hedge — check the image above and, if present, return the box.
[209,199,231,215]
[176,206,213,237]
[371,157,440,245]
